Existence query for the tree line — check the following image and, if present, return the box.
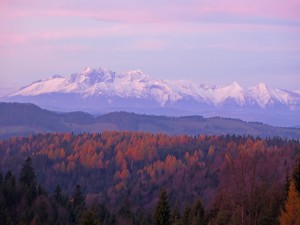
[0,132,300,224]
[0,157,209,225]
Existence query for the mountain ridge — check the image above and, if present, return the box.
[0,102,300,140]
[3,66,300,126]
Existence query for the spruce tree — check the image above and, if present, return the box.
[190,200,206,225]
[292,156,300,193]
[171,204,182,225]
[182,206,191,225]
[72,184,86,224]
[154,188,171,225]
[19,157,37,205]
[37,184,47,196]
[0,172,3,186]
[283,170,290,211]
[80,210,100,225]
[285,170,290,200]
[3,171,17,207]
[19,157,36,186]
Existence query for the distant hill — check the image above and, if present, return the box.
[0,102,300,139]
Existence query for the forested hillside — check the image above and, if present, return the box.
[0,132,300,224]
[1,102,300,139]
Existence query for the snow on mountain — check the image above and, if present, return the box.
[11,75,65,96]
[271,89,295,106]
[210,81,245,106]
[8,67,300,110]
[247,82,272,108]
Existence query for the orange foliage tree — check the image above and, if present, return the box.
[280,180,300,225]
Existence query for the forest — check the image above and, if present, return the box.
[1,102,300,140]
[0,131,300,225]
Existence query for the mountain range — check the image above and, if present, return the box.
[0,102,300,140]
[2,66,300,126]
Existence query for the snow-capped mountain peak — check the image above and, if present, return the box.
[65,67,116,89]
[210,81,245,106]
[118,69,149,82]
[51,74,64,79]
[7,66,300,114]
[10,74,65,96]
[82,66,92,73]
[248,82,271,108]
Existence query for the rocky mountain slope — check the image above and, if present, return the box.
[3,67,300,126]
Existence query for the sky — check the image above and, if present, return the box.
[0,0,300,96]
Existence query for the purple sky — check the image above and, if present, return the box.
[0,0,300,96]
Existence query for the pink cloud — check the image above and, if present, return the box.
[1,19,299,49]
[189,0,300,20]
[1,0,299,57]
[2,0,300,23]
[0,25,127,45]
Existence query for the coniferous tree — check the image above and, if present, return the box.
[72,184,86,224]
[292,156,300,193]
[171,204,182,225]
[0,172,3,186]
[54,185,62,202]
[190,200,206,225]
[2,171,17,208]
[80,210,100,225]
[53,185,68,207]
[0,197,8,225]
[135,207,149,225]
[94,203,114,225]
[1,171,18,225]
[37,183,47,196]
[19,157,37,206]
[285,170,290,200]
[32,195,54,225]
[182,206,191,225]
[19,157,36,186]
[154,188,171,225]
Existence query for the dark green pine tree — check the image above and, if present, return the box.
[3,171,17,207]
[1,171,18,225]
[0,203,8,225]
[292,156,300,193]
[283,169,290,209]
[0,172,3,185]
[154,188,171,225]
[171,204,182,225]
[190,200,206,225]
[72,184,86,224]
[53,185,68,207]
[17,158,38,224]
[19,157,37,206]
[182,206,191,225]
[54,185,62,203]
[19,157,36,186]
[37,183,47,196]
[53,185,63,205]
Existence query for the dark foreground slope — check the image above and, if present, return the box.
[1,102,300,139]
[0,132,300,224]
